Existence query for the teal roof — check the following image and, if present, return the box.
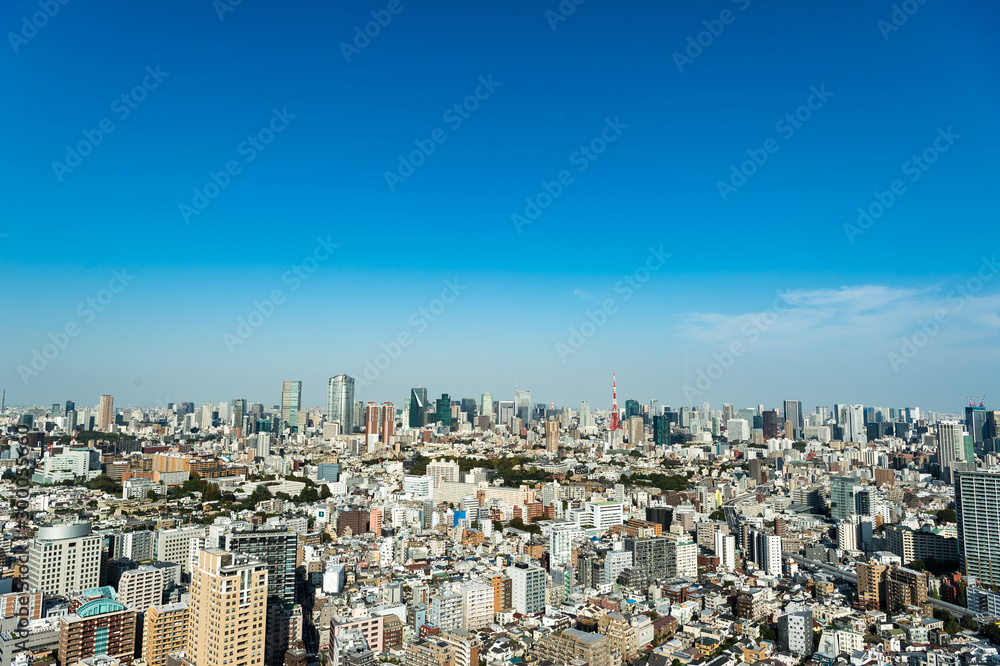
[77,599,127,618]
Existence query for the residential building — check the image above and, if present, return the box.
[187,549,268,666]
[142,603,189,666]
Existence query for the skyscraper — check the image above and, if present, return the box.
[514,389,531,425]
[966,405,988,444]
[381,402,395,444]
[653,415,670,447]
[188,549,268,666]
[232,398,247,433]
[956,471,1000,587]
[783,400,803,440]
[223,529,298,666]
[545,418,559,452]
[762,410,780,439]
[579,401,592,429]
[409,387,428,428]
[281,380,302,432]
[480,393,494,421]
[938,421,966,481]
[846,404,867,443]
[830,476,860,521]
[436,394,452,427]
[327,375,355,434]
[365,402,380,438]
[98,394,114,431]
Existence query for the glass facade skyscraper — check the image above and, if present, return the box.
[327,374,355,434]
[280,380,301,432]
[410,387,428,427]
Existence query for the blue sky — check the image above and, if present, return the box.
[2,0,998,414]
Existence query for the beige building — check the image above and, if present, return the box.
[597,613,638,661]
[188,549,268,666]
[98,394,115,431]
[536,628,611,666]
[117,566,164,613]
[143,603,189,666]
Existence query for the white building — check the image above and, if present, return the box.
[26,523,102,595]
[154,527,207,574]
[508,562,546,615]
[726,419,750,442]
[427,460,461,484]
[117,565,164,612]
[459,582,494,631]
[583,502,624,531]
[403,475,434,500]
[778,610,814,656]
[549,525,584,569]
[715,531,736,571]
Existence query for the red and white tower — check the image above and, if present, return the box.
[608,373,622,431]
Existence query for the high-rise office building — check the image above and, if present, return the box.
[143,603,190,666]
[830,476,860,521]
[783,400,803,440]
[653,415,671,447]
[514,389,531,425]
[846,404,866,443]
[436,394,452,427]
[967,405,988,444]
[938,421,967,481]
[409,387,428,428]
[762,410,780,439]
[579,401,592,429]
[98,394,114,431]
[201,401,214,429]
[232,398,247,433]
[480,393,494,422]
[188,549,268,666]
[26,523,102,595]
[956,471,1000,587]
[281,380,302,432]
[327,375,354,434]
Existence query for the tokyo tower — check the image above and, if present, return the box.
[608,373,622,431]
